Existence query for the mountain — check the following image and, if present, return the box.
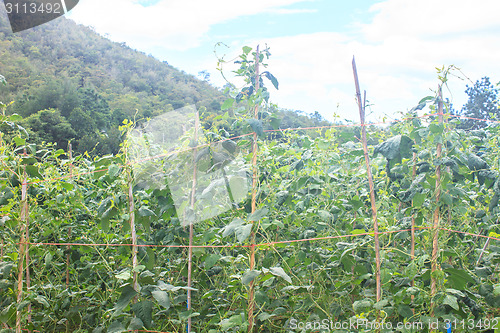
[0,9,331,155]
[0,10,224,154]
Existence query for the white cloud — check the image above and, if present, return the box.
[266,8,317,14]
[69,0,311,51]
[363,0,500,41]
[68,0,500,122]
[223,0,500,122]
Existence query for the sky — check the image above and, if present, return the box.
[67,0,500,123]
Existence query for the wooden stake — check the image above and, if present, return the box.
[127,166,139,333]
[431,87,444,312]
[411,151,417,301]
[248,45,260,333]
[16,149,29,333]
[66,143,73,290]
[187,110,200,333]
[23,148,31,332]
[129,179,138,291]
[352,57,382,303]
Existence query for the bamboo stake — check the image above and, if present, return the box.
[66,143,73,290]
[248,45,260,333]
[187,110,200,333]
[23,148,31,331]
[127,164,138,333]
[352,57,382,303]
[411,151,416,300]
[16,150,29,333]
[431,87,444,311]
[477,238,490,266]
[127,170,139,293]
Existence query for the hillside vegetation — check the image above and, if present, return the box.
[0,11,330,156]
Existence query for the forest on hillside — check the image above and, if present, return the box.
[0,12,330,158]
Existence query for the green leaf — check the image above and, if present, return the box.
[44,252,53,266]
[242,46,252,54]
[205,254,221,270]
[445,268,475,289]
[248,208,268,221]
[443,295,459,310]
[103,204,118,220]
[270,117,281,130]
[413,193,426,207]
[222,140,237,154]
[131,300,153,328]
[440,192,453,205]
[257,312,274,321]
[261,71,279,90]
[418,96,435,104]
[138,206,156,217]
[9,114,22,122]
[152,290,170,309]
[220,313,246,330]
[468,153,489,171]
[0,263,13,277]
[494,284,500,296]
[269,267,292,284]
[13,137,25,146]
[235,224,252,243]
[107,320,126,333]
[178,309,200,321]
[228,176,247,201]
[61,182,74,191]
[221,98,234,110]
[0,303,15,323]
[114,285,137,314]
[353,299,372,313]
[222,218,244,237]
[246,119,263,136]
[374,299,389,310]
[34,295,49,308]
[25,165,43,180]
[429,123,444,134]
[373,135,413,161]
[397,304,414,318]
[17,300,30,311]
[108,164,120,178]
[127,317,144,330]
[241,270,260,285]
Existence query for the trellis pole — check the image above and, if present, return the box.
[431,87,444,312]
[66,143,73,290]
[24,148,31,331]
[16,148,29,333]
[248,45,260,333]
[128,173,138,291]
[126,139,139,333]
[352,57,382,303]
[126,159,139,333]
[187,110,200,333]
[411,150,417,299]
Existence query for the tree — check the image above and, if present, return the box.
[459,77,499,129]
[23,108,76,149]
